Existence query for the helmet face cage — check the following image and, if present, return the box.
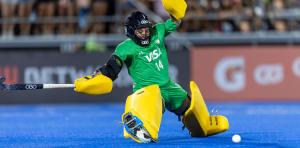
[125,11,152,47]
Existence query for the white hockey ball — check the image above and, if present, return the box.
[232,134,241,143]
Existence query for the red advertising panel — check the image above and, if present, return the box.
[191,46,300,101]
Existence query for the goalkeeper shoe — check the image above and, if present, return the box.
[123,113,154,143]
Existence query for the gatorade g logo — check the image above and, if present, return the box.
[140,20,149,24]
[25,84,37,89]
[214,57,245,92]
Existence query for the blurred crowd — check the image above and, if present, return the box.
[0,0,300,38]
[180,0,300,33]
[0,0,116,37]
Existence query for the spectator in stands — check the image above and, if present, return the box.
[91,0,108,17]
[282,0,300,31]
[252,16,269,32]
[266,0,285,17]
[57,0,76,35]
[220,0,254,32]
[179,0,206,32]
[76,0,108,53]
[272,19,287,32]
[76,0,91,30]
[219,0,236,32]
[116,0,136,33]
[1,0,18,38]
[238,19,252,33]
[33,0,57,35]
[83,0,109,34]
[1,0,300,37]
[272,0,286,11]
[17,0,35,36]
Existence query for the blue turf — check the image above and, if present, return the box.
[0,102,299,147]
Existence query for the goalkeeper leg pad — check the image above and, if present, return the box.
[182,81,229,137]
[122,85,163,143]
[74,74,113,95]
[162,0,187,20]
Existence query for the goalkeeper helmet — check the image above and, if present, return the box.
[125,11,152,47]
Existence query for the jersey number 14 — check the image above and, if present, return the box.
[155,60,164,71]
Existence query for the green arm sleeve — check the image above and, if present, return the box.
[163,19,178,36]
[113,42,130,62]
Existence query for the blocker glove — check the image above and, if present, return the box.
[74,74,113,95]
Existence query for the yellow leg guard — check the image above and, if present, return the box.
[183,81,229,137]
[122,85,163,143]
[74,74,113,95]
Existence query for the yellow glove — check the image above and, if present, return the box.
[162,0,187,20]
[74,74,113,95]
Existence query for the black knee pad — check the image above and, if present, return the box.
[172,95,190,116]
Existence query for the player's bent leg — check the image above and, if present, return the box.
[171,96,190,117]
[122,85,163,143]
[182,81,229,137]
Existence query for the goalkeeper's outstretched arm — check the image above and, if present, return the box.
[94,55,123,81]
[74,55,123,95]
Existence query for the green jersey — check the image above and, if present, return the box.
[114,19,178,91]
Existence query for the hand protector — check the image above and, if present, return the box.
[162,0,187,20]
[74,74,113,95]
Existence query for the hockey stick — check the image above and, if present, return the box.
[0,76,74,91]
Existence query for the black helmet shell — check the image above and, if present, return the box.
[125,11,152,46]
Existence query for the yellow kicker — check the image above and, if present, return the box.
[122,85,163,143]
[74,74,113,95]
[183,81,229,137]
[161,0,187,20]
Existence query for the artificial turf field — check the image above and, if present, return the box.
[0,102,299,147]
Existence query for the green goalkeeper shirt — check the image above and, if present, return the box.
[114,19,178,92]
